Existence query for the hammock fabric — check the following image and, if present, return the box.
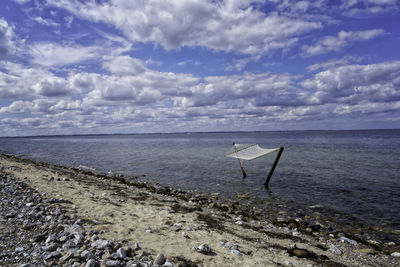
[224,144,280,161]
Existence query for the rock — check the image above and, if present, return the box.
[41,245,55,252]
[73,232,84,243]
[173,223,182,229]
[193,244,213,255]
[328,243,342,255]
[391,252,400,258]
[81,250,93,260]
[45,234,56,245]
[359,248,375,254]
[292,249,309,258]
[117,247,126,259]
[15,247,25,253]
[133,242,141,251]
[155,253,166,265]
[338,236,357,245]
[181,232,189,238]
[91,239,111,249]
[163,261,175,267]
[59,236,68,242]
[104,259,121,267]
[85,259,97,267]
[50,251,62,259]
[19,264,34,267]
[229,249,243,256]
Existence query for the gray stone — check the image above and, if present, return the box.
[45,234,56,245]
[193,244,213,255]
[81,250,93,260]
[104,259,121,267]
[229,249,243,256]
[391,252,400,258]
[162,261,175,267]
[154,253,165,265]
[19,264,34,267]
[133,242,141,251]
[85,259,97,267]
[15,247,25,253]
[91,239,111,249]
[117,247,126,259]
[338,237,357,245]
[59,235,68,242]
[328,243,342,255]
[73,232,84,243]
[50,250,62,258]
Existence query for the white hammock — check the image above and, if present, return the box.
[224,144,280,161]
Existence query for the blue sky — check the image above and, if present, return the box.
[0,0,399,136]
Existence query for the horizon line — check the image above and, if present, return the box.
[1,128,399,139]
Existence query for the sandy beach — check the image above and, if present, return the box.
[1,152,399,267]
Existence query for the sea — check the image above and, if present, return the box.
[1,129,399,239]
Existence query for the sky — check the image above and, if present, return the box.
[0,0,399,136]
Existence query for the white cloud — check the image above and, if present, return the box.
[46,0,322,56]
[30,43,102,67]
[340,0,399,16]
[64,16,74,28]
[0,61,74,100]
[102,56,147,75]
[0,19,15,59]
[302,60,400,104]
[302,29,385,56]
[306,56,363,72]
[33,16,60,27]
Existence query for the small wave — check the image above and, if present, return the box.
[77,165,96,172]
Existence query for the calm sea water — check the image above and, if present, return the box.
[1,130,400,230]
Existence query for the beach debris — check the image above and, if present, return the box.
[338,237,357,245]
[145,226,153,233]
[192,244,213,255]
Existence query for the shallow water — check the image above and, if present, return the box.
[1,130,399,230]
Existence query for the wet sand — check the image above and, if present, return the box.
[1,153,399,266]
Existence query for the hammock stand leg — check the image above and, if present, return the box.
[233,142,247,178]
[264,146,284,187]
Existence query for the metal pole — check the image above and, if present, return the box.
[264,146,284,187]
[233,142,247,178]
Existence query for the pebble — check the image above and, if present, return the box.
[292,249,309,258]
[155,253,166,265]
[116,247,126,259]
[391,252,400,258]
[359,248,375,255]
[85,259,97,267]
[193,244,213,255]
[328,243,342,255]
[0,172,178,267]
[104,259,121,266]
[229,249,243,256]
[338,236,357,245]
[91,239,111,250]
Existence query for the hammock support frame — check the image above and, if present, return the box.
[225,143,285,186]
[264,146,284,187]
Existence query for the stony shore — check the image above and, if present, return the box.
[1,152,399,266]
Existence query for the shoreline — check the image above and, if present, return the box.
[1,152,399,266]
